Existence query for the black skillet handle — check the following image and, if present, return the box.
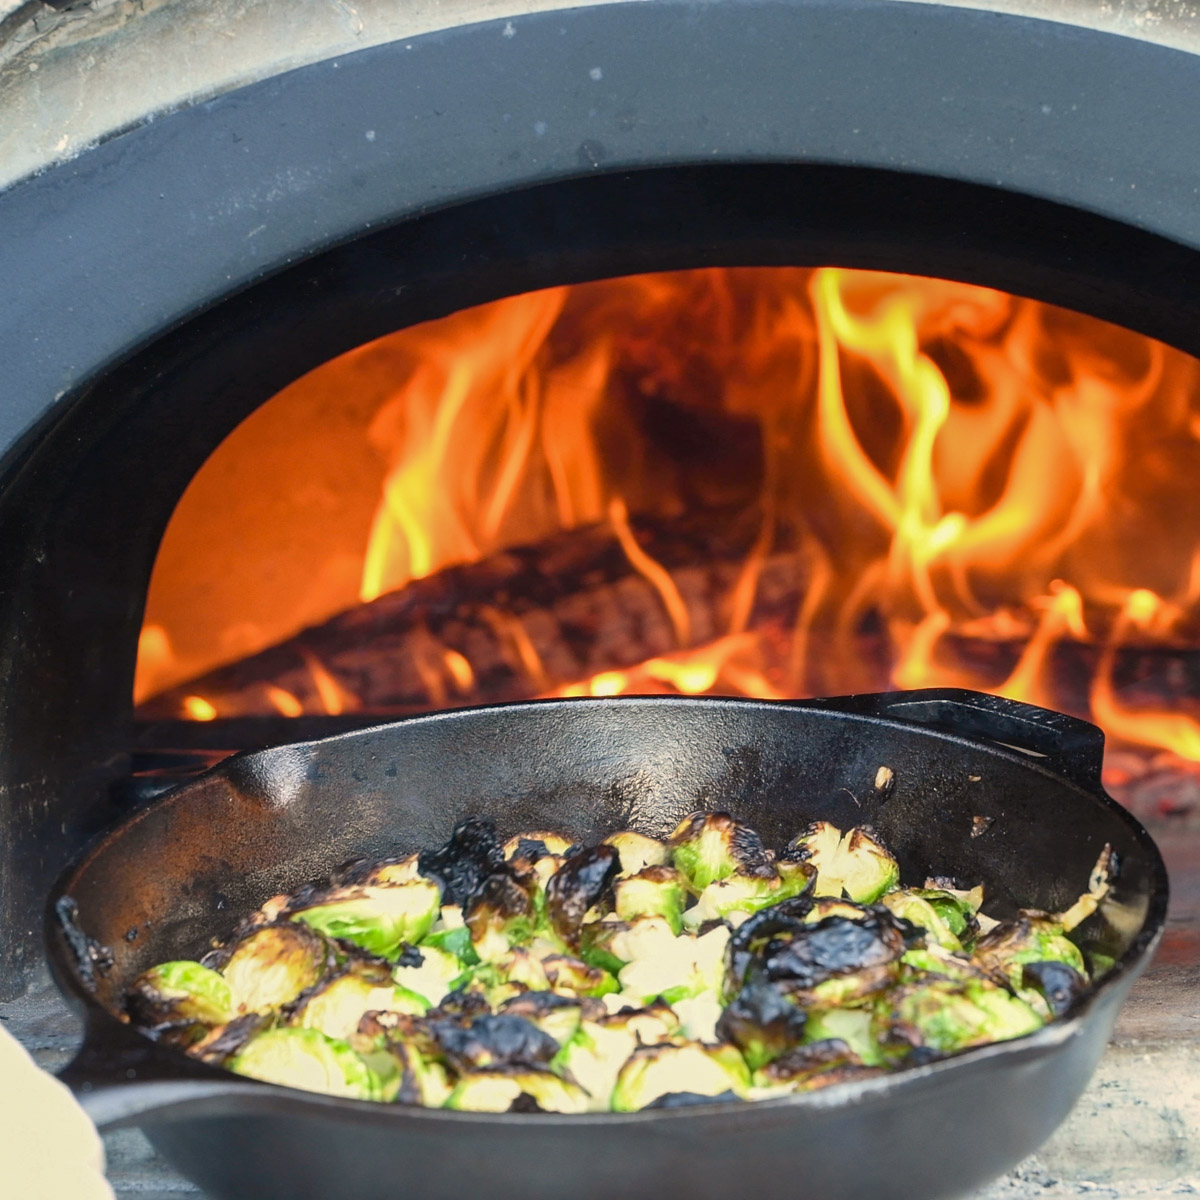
[818,688,1106,792]
[58,1010,261,1130]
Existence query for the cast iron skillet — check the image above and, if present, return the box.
[48,689,1168,1200]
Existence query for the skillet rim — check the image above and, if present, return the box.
[45,692,1171,1122]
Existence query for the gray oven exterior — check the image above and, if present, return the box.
[2,0,1200,998]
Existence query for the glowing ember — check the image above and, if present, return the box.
[138,267,1200,765]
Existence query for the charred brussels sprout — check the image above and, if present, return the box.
[503,831,574,860]
[614,866,686,934]
[879,978,1044,1053]
[228,1027,382,1099]
[446,1066,590,1113]
[385,1039,454,1107]
[972,912,1087,991]
[880,890,963,951]
[785,823,899,904]
[289,880,442,960]
[669,812,773,891]
[716,971,808,1070]
[500,992,584,1047]
[222,924,331,1012]
[604,830,670,876]
[612,1042,750,1111]
[1020,960,1089,1018]
[426,1012,561,1072]
[125,961,233,1040]
[759,1038,881,1091]
[545,844,620,947]
[292,969,428,1040]
[464,874,536,962]
[419,817,507,907]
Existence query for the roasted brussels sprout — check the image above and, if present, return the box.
[878,978,1044,1053]
[445,1066,591,1113]
[289,880,442,960]
[611,1042,751,1111]
[616,924,729,1006]
[228,1027,382,1099]
[972,912,1087,990]
[545,844,619,947]
[499,991,584,1046]
[426,1012,561,1072]
[614,866,687,934]
[291,969,428,1040]
[221,924,331,1012]
[125,961,233,1040]
[683,860,815,930]
[759,1038,881,1091]
[503,831,574,860]
[716,971,808,1070]
[880,890,963,951]
[385,1039,454,1107]
[1020,960,1089,1018]
[418,817,507,907]
[604,830,670,876]
[669,812,774,891]
[542,955,619,998]
[785,822,899,904]
[464,874,537,962]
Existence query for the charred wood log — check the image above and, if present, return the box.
[139,510,814,719]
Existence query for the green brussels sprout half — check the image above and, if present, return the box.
[222,924,331,1012]
[446,1066,591,1113]
[682,861,815,930]
[908,887,978,937]
[616,924,729,1007]
[880,890,963,951]
[126,961,234,1037]
[542,955,619,998]
[604,831,670,877]
[228,1027,382,1099]
[611,1042,751,1112]
[614,866,686,934]
[292,970,428,1040]
[878,978,1044,1053]
[972,912,1087,991]
[785,822,900,904]
[385,1039,454,1107]
[289,880,442,960]
[669,812,774,891]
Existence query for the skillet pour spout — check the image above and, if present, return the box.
[46,690,1168,1200]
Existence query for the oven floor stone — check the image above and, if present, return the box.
[5,822,1196,1198]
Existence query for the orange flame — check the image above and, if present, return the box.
[140,267,1200,770]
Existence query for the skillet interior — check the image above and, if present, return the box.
[58,694,1162,1015]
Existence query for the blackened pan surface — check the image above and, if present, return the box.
[47,692,1168,1200]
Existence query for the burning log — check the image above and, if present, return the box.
[139,510,815,719]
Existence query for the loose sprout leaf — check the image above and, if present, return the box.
[290,881,442,961]
[228,1027,381,1100]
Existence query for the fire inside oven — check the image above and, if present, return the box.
[133,266,1200,815]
